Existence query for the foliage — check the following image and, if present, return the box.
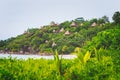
[0,11,120,80]
[83,51,91,64]
[54,50,63,79]
[0,47,120,80]
[0,11,119,55]
[84,28,120,50]
[112,11,120,24]
[102,15,109,23]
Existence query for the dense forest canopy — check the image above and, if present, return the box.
[0,11,120,55]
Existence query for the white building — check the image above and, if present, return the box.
[91,22,97,27]
[64,30,70,35]
[59,28,64,32]
[70,22,76,27]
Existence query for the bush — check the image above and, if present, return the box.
[85,29,120,50]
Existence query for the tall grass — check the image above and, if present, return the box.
[54,49,62,79]
[0,49,120,80]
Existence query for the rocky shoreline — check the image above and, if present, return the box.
[0,50,53,56]
[0,50,74,56]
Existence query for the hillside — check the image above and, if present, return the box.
[0,12,120,55]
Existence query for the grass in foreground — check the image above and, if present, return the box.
[0,49,120,80]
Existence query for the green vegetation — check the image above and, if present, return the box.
[0,48,120,80]
[0,11,120,79]
[1,12,119,54]
[112,11,120,24]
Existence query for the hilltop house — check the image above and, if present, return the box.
[75,17,84,23]
[91,22,97,27]
[59,28,64,32]
[70,21,76,27]
[64,30,70,35]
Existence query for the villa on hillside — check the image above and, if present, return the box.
[64,30,70,35]
[91,22,97,27]
[59,28,64,32]
[75,17,84,23]
[70,21,76,27]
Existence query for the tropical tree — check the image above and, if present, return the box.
[90,18,98,23]
[98,18,105,24]
[102,15,109,23]
[112,11,120,24]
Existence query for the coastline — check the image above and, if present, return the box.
[0,50,76,56]
[0,51,53,56]
[0,52,77,56]
[0,53,77,60]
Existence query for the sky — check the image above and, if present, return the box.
[0,0,120,40]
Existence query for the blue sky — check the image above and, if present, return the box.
[0,0,120,40]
